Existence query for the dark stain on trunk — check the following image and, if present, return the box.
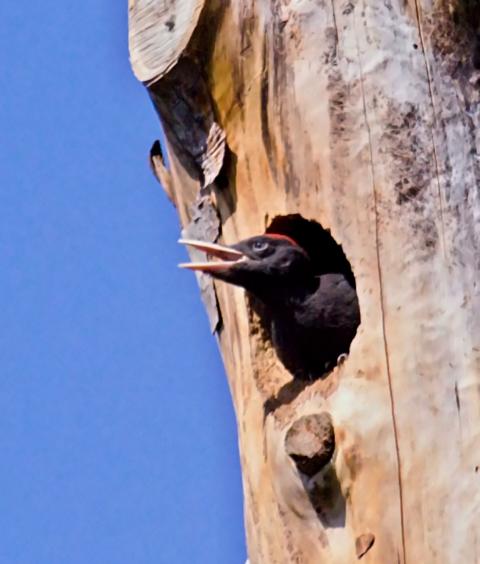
[213,144,238,220]
[269,0,300,198]
[260,34,276,183]
[148,57,224,187]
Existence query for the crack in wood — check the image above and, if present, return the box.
[454,380,461,413]
[353,9,407,563]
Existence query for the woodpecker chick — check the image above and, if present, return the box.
[179,234,360,379]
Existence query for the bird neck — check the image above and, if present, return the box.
[250,275,320,310]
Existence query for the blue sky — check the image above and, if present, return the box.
[0,2,245,563]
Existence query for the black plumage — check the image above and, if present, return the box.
[179,234,360,380]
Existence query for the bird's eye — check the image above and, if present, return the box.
[252,240,269,252]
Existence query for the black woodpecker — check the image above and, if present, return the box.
[179,234,360,379]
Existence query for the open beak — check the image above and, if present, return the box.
[178,239,246,272]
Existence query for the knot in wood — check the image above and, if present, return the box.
[355,532,375,559]
[285,413,335,477]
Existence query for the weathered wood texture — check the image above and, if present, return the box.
[129,1,480,562]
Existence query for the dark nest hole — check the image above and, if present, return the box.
[249,214,360,397]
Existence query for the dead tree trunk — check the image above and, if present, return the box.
[129,1,480,562]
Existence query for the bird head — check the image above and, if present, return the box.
[179,234,313,300]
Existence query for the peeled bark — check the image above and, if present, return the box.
[129,1,480,562]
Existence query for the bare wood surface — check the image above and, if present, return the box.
[129,2,480,562]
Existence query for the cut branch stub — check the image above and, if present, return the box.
[149,140,174,203]
[285,413,335,477]
[128,0,205,84]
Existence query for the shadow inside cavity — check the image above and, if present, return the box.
[305,464,346,528]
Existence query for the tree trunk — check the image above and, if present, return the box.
[128,1,480,562]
